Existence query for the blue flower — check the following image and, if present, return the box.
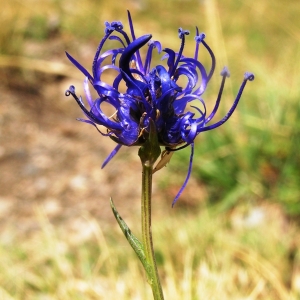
[65,11,254,206]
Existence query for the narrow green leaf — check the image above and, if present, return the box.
[110,198,153,280]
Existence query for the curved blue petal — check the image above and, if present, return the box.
[119,34,152,94]
[93,81,120,104]
[83,77,93,108]
[205,67,229,124]
[162,48,176,73]
[172,143,194,207]
[200,73,255,132]
[109,35,126,47]
[144,40,162,74]
[92,98,123,130]
[174,66,197,95]
[120,70,151,113]
[180,57,208,96]
[92,31,113,79]
[201,40,216,82]
[95,48,124,76]
[156,65,181,95]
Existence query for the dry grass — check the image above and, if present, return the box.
[0,203,299,299]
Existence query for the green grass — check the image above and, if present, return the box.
[160,1,300,215]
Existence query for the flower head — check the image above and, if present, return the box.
[65,11,254,205]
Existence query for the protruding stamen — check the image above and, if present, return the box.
[108,110,118,119]
[220,66,230,77]
[170,28,190,77]
[104,21,123,34]
[111,21,123,31]
[178,28,190,39]
[205,67,230,124]
[201,39,216,82]
[194,32,206,44]
[127,10,144,72]
[194,31,206,61]
[201,72,255,132]
[93,28,115,80]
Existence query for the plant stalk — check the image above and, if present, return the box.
[141,163,164,300]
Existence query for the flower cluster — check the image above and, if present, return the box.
[65,11,254,205]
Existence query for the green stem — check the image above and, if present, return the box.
[141,163,164,300]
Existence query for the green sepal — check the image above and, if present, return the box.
[138,118,161,167]
[110,198,153,281]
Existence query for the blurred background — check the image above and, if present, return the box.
[0,0,299,299]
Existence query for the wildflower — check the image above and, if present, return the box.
[65,11,254,205]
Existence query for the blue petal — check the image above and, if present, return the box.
[156,65,181,95]
[102,144,122,168]
[162,48,176,73]
[205,67,229,124]
[181,121,198,144]
[174,66,197,95]
[201,40,216,82]
[172,143,194,207]
[92,98,123,130]
[180,57,208,96]
[144,40,162,74]
[83,77,93,108]
[127,10,144,72]
[200,72,255,132]
[119,69,152,113]
[171,28,189,76]
[109,35,126,47]
[66,52,93,81]
[95,48,124,76]
[119,34,152,93]
[92,32,113,79]
[93,81,120,105]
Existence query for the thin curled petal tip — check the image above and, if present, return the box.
[244,72,255,81]
[65,85,75,96]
